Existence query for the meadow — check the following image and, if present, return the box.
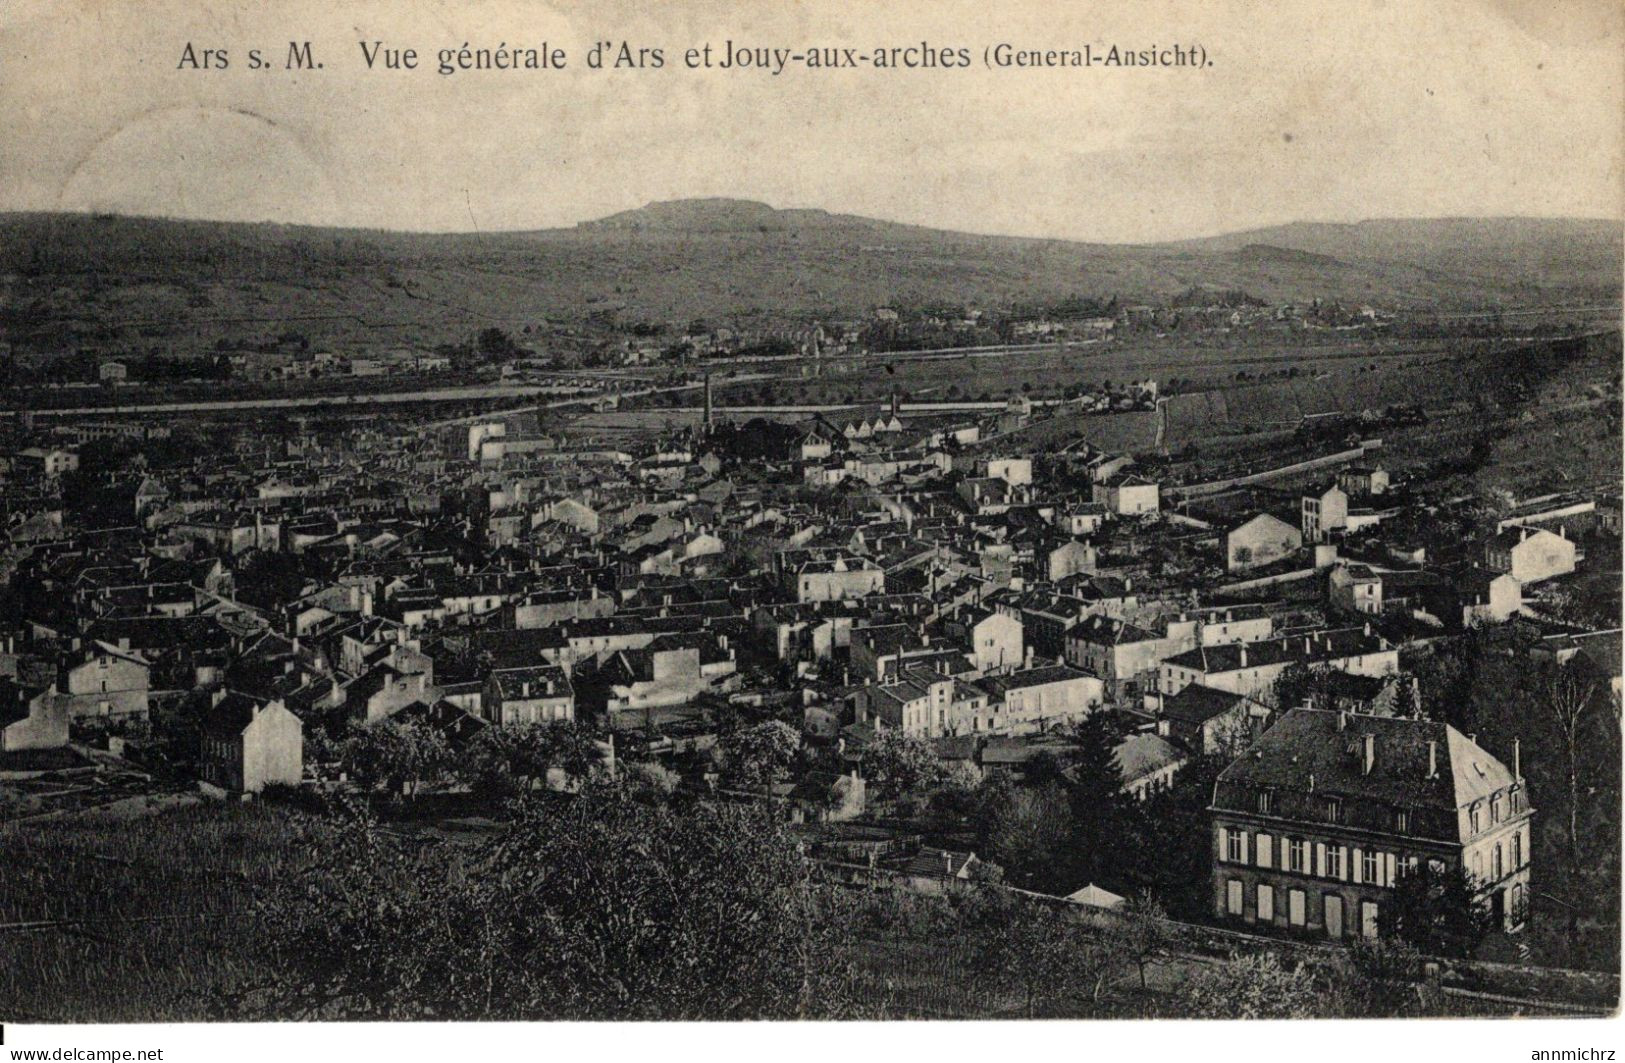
[0,804,307,1022]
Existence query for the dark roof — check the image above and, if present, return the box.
[393,699,489,747]
[978,664,1092,698]
[490,665,572,700]
[1162,627,1388,673]
[1212,708,1521,845]
[1161,683,1252,725]
[1069,614,1159,647]
[201,692,268,738]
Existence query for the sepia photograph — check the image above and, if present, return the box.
[0,0,1620,1054]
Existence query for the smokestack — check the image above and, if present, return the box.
[1514,737,1521,780]
[703,373,713,427]
[1427,739,1437,779]
[1337,710,1347,732]
[1362,733,1375,776]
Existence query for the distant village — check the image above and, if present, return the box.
[0,319,1619,960]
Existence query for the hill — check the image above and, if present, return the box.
[0,203,1616,355]
[1174,217,1622,292]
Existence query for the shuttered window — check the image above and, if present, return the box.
[1224,828,1248,863]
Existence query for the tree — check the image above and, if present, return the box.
[475,327,522,360]
[1066,712,1130,886]
[1378,861,1494,958]
[342,720,452,800]
[719,719,800,791]
[1344,936,1434,1017]
[1123,754,1228,918]
[859,731,944,800]
[926,760,982,819]
[977,783,1074,893]
[461,720,601,799]
[966,891,1124,1017]
[1388,674,1422,719]
[242,789,870,1019]
[1271,662,1340,711]
[1181,950,1332,1018]
[1541,666,1600,879]
[1105,891,1178,992]
[620,760,681,806]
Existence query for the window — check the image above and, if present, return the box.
[1512,831,1522,869]
[1224,828,1247,863]
[1288,889,1306,927]
[1324,894,1345,939]
[1361,901,1380,939]
[1490,793,1502,824]
[1395,809,1410,833]
[1324,845,1343,880]
[1471,851,1484,881]
[1362,849,1379,884]
[1492,843,1503,880]
[1469,803,1482,834]
[1325,798,1342,824]
[1257,790,1273,814]
[1255,833,1274,869]
[1226,879,1243,916]
[1288,839,1307,873]
[1257,884,1275,922]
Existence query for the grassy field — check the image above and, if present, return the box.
[701,338,1453,408]
[0,804,304,1022]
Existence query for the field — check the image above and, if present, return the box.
[576,331,1619,498]
[0,803,305,1021]
[694,337,1455,408]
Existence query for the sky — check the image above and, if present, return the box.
[1,0,1621,243]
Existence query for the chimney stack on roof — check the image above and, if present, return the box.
[1514,737,1521,781]
[1427,739,1438,780]
[1361,732,1375,776]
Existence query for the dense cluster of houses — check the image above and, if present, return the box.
[0,387,1615,945]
